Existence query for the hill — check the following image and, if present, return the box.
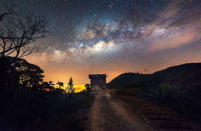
[108,63,201,122]
[109,63,201,91]
[108,73,149,88]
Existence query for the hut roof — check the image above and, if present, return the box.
[89,74,107,79]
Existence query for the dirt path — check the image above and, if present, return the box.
[89,91,153,131]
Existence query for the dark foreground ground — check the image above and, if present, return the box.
[1,89,201,131]
[0,90,93,131]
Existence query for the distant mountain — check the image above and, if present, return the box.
[108,63,201,92]
[108,72,149,88]
[152,63,201,87]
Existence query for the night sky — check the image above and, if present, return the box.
[2,0,201,84]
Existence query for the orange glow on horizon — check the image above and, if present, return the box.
[42,70,124,85]
[26,50,201,85]
[54,84,86,93]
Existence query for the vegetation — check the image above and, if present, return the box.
[56,81,64,89]
[66,77,75,93]
[0,2,92,131]
[108,63,201,122]
[0,56,44,96]
[0,56,93,130]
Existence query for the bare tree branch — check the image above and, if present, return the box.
[0,4,48,58]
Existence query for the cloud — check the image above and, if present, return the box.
[69,40,120,57]
[149,27,198,51]
[137,0,201,51]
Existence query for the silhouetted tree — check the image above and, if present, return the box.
[66,77,74,93]
[48,81,54,87]
[0,56,44,96]
[0,2,48,97]
[0,56,18,96]
[12,58,44,88]
[0,3,48,58]
[56,81,64,89]
[41,82,51,88]
[41,81,54,92]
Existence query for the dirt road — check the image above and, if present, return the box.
[89,91,153,131]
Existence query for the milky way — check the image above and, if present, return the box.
[1,0,201,84]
